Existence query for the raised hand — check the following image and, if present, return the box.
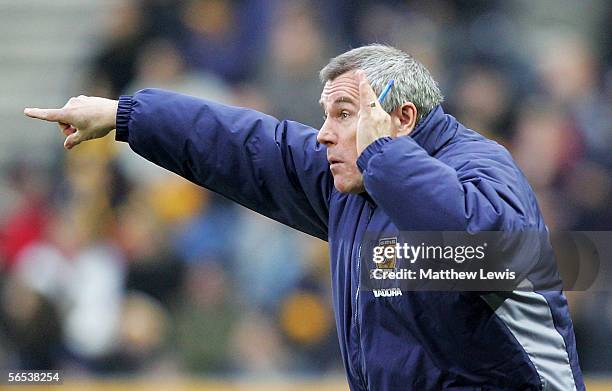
[355,70,394,155]
[24,95,119,150]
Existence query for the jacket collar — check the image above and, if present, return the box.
[408,105,458,156]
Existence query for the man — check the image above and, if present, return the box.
[25,45,584,390]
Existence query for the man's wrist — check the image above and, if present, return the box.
[357,131,392,155]
[115,95,133,142]
[357,137,393,173]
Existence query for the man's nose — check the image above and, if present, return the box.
[317,122,337,146]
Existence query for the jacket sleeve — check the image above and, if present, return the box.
[115,88,332,240]
[356,136,530,232]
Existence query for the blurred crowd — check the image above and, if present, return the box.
[0,0,611,378]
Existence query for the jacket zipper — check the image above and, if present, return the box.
[354,244,367,390]
[353,202,374,391]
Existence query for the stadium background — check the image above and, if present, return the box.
[0,0,610,389]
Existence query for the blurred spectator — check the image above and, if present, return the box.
[62,240,125,367]
[0,276,62,369]
[228,311,288,374]
[113,292,172,372]
[450,64,514,141]
[123,37,232,101]
[87,1,148,97]
[176,0,270,84]
[172,193,238,265]
[565,160,612,230]
[117,191,185,308]
[512,102,581,230]
[175,262,237,373]
[0,162,50,271]
[233,208,309,311]
[257,0,330,125]
[536,32,612,158]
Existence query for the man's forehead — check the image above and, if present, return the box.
[320,72,360,106]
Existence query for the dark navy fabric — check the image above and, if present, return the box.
[115,89,584,390]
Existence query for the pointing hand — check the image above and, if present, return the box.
[24,95,119,150]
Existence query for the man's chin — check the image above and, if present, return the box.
[333,178,365,194]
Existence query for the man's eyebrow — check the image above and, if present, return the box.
[335,96,356,105]
[320,96,356,108]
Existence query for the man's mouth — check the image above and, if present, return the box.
[328,159,343,175]
[328,157,342,166]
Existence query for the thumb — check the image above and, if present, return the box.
[24,108,65,122]
[64,130,85,150]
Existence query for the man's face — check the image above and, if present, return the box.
[317,71,364,193]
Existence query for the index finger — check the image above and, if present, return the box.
[355,70,378,110]
[23,108,64,122]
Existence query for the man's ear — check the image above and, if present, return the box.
[392,102,418,137]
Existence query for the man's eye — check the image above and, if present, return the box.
[322,113,328,121]
[340,111,350,119]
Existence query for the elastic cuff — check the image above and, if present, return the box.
[357,137,392,172]
[115,95,133,142]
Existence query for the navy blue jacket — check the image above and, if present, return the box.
[115,89,584,390]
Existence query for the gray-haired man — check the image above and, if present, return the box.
[25,44,584,390]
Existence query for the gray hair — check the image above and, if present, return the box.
[319,44,443,123]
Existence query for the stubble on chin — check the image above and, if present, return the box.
[333,175,365,194]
